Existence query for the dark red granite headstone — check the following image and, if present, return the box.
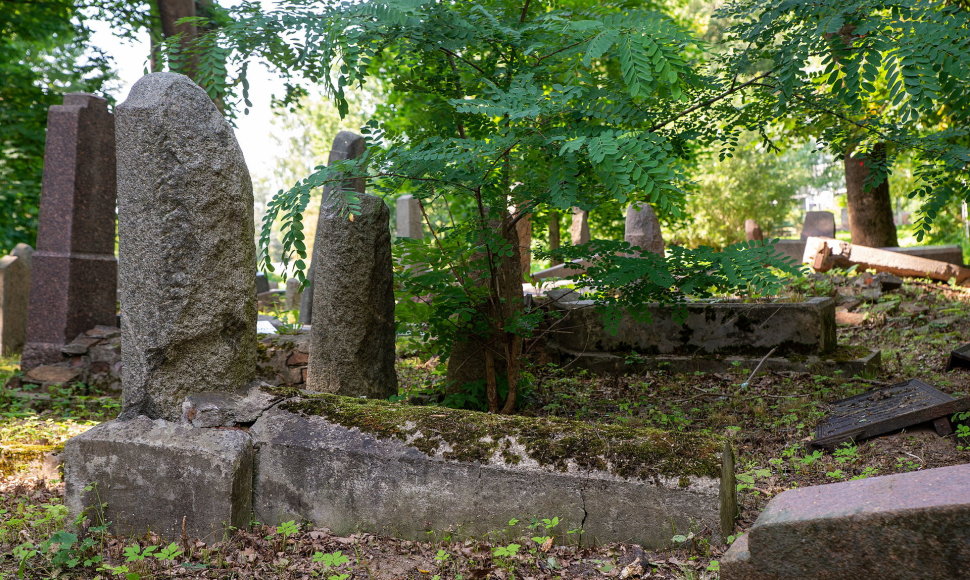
[21,94,117,369]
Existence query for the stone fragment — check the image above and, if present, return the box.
[306,189,397,398]
[116,73,257,421]
[22,94,117,369]
[395,194,424,239]
[800,210,836,239]
[24,364,80,384]
[744,219,763,241]
[63,416,253,541]
[0,254,29,355]
[722,464,970,579]
[624,202,664,255]
[569,207,590,245]
[300,131,367,325]
[180,385,281,428]
[86,325,120,339]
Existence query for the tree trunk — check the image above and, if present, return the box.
[845,142,898,248]
[156,0,200,79]
[548,211,561,265]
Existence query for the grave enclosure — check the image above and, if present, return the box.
[63,73,730,548]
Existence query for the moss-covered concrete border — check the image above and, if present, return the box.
[270,388,721,480]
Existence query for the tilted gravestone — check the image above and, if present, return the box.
[299,131,367,325]
[395,194,424,239]
[624,202,664,255]
[22,94,118,369]
[306,183,397,398]
[115,73,257,421]
[569,207,590,245]
[0,247,31,355]
[801,210,836,239]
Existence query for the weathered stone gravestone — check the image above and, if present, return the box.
[800,210,836,239]
[255,272,271,294]
[306,182,397,398]
[284,277,303,311]
[22,94,118,369]
[0,245,32,355]
[624,202,664,255]
[569,207,590,245]
[114,73,258,421]
[395,194,424,239]
[299,131,367,325]
[745,219,764,241]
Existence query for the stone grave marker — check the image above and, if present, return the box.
[800,210,836,239]
[745,219,764,241]
[624,202,664,255]
[285,277,303,311]
[299,131,367,325]
[306,184,397,398]
[22,94,118,369]
[0,250,30,355]
[569,207,590,245]
[395,194,424,239]
[255,272,271,294]
[115,72,257,421]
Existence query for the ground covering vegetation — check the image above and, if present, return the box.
[2,271,969,578]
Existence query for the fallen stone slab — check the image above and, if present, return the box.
[721,463,970,579]
[770,239,964,267]
[547,297,837,357]
[804,237,970,284]
[63,416,253,542]
[250,395,727,547]
[531,259,591,280]
[551,345,880,377]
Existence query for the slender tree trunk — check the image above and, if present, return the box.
[516,211,532,277]
[845,142,898,247]
[156,0,200,79]
[548,211,562,265]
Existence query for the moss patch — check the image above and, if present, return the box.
[275,391,721,480]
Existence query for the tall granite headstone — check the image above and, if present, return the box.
[396,194,424,239]
[115,73,257,421]
[0,250,30,355]
[22,94,117,369]
[570,208,590,245]
[299,131,367,325]
[306,191,397,398]
[801,211,836,240]
[624,202,665,255]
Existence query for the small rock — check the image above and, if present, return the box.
[836,311,867,326]
[286,351,309,366]
[25,365,81,384]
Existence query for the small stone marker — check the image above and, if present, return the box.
[800,210,836,239]
[285,277,303,311]
[22,94,118,369]
[395,194,423,239]
[744,219,763,242]
[721,463,970,579]
[0,252,30,355]
[810,378,970,448]
[624,202,664,255]
[306,185,397,398]
[115,72,257,420]
[300,131,367,325]
[569,207,590,245]
[255,272,271,294]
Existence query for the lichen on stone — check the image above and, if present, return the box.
[274,391,721,480]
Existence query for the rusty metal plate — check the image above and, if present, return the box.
[946,343,970,371]
[811,379,970,448]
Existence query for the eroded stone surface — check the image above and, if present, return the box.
[624,202,664,255]
[116,73,256,420]
[306,191,396,398]
[63,416,253,541]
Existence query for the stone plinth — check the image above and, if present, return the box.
[250,399,723,547]
[115,73,257,420]
[722,464,970,579]
[63,417,253,542]
[22,94,117,369]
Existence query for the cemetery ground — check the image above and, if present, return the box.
[2,272,969,579]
